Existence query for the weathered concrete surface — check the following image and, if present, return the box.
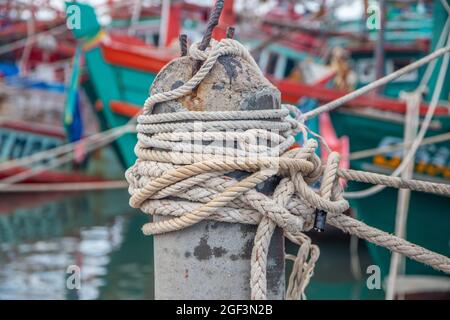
[151,56,280,113]
[154,221,284,299]
[151,53,285,299]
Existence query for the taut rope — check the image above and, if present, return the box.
[126,38,450,300]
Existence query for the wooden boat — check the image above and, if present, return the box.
[108,1,211,47]
[0,0,131,187]
[0,1,75,71]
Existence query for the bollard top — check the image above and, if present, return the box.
[149,50,281,114]
[146,0,281,115]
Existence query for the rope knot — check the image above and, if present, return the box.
[129,32,450,301]
[188,40,211,61]
[188,38,244,61]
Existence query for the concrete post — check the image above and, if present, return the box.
[149,31,286,299]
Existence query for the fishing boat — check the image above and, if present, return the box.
[0,0,75,72]
[0,69,125,185]
[107,1,211,46]
[65,1,175,168]
[0,1,127,187]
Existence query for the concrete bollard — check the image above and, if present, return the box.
[147,14,285,300]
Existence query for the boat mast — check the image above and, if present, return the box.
[373,0,386,95]
[159,0,171,48]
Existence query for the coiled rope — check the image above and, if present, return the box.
[126,38,450,300]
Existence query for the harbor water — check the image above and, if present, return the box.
[0,189,384,300]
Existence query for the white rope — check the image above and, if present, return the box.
[128,110,450,295]
[441,0,450,15]
[127,38,450,300]
[418,16,450,91]
[385,9,450,297]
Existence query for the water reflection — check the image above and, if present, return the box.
[0,190,153,300]
[0,190,380,300]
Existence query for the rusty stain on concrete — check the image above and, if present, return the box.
[241,238,253,260]
[210,222,220,229]
[193,235,212,260]
[230,254,239,261]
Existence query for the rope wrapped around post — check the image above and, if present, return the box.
[127,38,450,300]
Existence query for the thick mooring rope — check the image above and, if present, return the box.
[127,38,450,300]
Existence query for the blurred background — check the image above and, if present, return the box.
[0,0,448,299]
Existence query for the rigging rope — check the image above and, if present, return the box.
[345,30,450,199]
[386,9,450,299]
[347,132,450,161]
[386,91,421,300]
[0,124,135,187]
